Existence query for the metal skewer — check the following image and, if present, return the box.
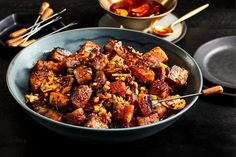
[6,16,62,46]
[9,8,66,38]
[9,21,76,47]
[152,85,223,104]
[24,2,50,43]
[22,16,62,40]
[46,22,78,36]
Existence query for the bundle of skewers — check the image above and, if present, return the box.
[6,2,77,47]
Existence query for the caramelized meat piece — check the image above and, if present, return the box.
[33,105,49,115]
[77,41,100,59]
[167,65,189,88]
[33,60,64,72]
[90,53,109,70]
[94,71,107,85]
[155,63,169,81]
[113,103,134,124]
[44,109,63,122]
[49,92,69,108]
[30,100,49,115]
[73,66,92,84]
[55,75,75,94]
[128,93,138,107]
[30,70,57,91]
[137,113,160,126]
[110,80,126,96]
[149,80,170,99]
[153,103,168,119]
[104,39,118,53]
[49,47,70,62]
[106,40,140,66]
[84,114,108,128]
[64,108,86,125]
[104,39,125,55]
[143,46,168,67]
[105,55,125,73]
[130,65,155,83]
[138,94,153,116]
[71,85,92,108]
[63,54,81,69]
[120,46,140,66]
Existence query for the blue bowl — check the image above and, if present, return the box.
[6,27,202,142]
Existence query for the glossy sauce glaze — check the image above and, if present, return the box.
[110,0,166,17]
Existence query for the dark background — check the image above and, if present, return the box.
[0,0,235,157]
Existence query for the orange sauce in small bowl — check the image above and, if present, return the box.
[110,0,166,17]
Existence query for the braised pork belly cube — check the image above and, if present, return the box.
[109,40,140,66]
[143,46,168,67]
[113,103,134,124]
[149,80,170,99]
[137,113,160,126]
[73,65,92,84]
[84,114,108,128]
[44,109,63,122]
[128,93,138,107]
[104,39,118,53]
[49,92,69,108]
[33,105,49,115]
[30,100,49,115]
[110,80,126,96]
[64,108,86,125]
[94,71,107,85]
[71,85,92,108]
[130,65,155,83]
[77,41,101,59]
[155,63,169,81]
[153,103,168,119]
[119,46,140,66]
[104,39,125,56]
[138,94,153,116]
[63,54,81,69]
[167,65,189,88]
[105,55,125,73]
[55,75,75,94]
[90,53,109,70]
[49,47,70,62]
[33,60,64,73]
[30,70,57,92]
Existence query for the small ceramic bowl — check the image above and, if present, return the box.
[6,27,202,143]
[98,0,177,30]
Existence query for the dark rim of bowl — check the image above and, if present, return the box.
[98,0,177,20]
[6,27,203,132]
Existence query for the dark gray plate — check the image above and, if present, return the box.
[194,36,236,92]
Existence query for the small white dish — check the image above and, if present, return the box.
[98,13,187,43]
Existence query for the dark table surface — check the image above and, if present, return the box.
[0,0,235,157]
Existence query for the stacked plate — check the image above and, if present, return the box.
[194,36,236,96]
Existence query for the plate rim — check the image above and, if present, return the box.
[194,35,236,91]
[98,13,187,44]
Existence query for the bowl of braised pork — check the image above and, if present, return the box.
[98,0,177,30]
[7,27,202,142]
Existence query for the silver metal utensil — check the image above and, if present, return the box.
[152,85,223,104]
